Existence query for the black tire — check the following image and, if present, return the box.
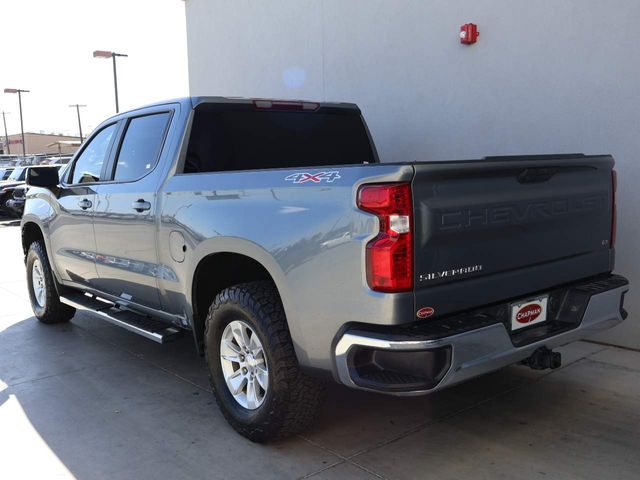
[0,206,11,217]
[26,240,76,324]
[204,281,324,442]
[3,203,18,218]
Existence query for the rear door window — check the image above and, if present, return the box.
[111,112,171,182]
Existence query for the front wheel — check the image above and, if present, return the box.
[26,240,76,324]
[204,281,324,442]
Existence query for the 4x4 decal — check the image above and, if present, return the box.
[285,171,341,184]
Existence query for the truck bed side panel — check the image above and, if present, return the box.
[158,164,414,371]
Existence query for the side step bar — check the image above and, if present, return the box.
[60,292,183,344]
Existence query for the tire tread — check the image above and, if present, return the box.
[27,240,75,324]
[204,281,324,441]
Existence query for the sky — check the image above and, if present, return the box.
[0,0,189,138]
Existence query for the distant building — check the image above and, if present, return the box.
[0,132,80,155]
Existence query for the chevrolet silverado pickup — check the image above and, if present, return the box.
[21,97,629,441]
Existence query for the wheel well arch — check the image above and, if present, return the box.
[191,252,278,353]
[22,221,45,256]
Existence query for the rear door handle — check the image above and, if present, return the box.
[78,198,92,210]
[132,199,151,213]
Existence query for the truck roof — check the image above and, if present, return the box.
[190,96,359,110]
[101,96,361,123]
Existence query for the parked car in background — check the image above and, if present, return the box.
[43,155,73,165]
[0,167,27,215]
[6,186,26,217]
[0,166,27,186]
[6,164,69,218]
[0,154,21,164]
[1,165,62,217]
[0,167,14,180]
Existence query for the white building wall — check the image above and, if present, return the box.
[186,0,640,348]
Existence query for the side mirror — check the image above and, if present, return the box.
[26,167,59,189]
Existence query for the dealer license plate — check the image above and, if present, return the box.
[510,295,548,331]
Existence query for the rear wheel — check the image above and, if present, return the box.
[26,240,76,324]
[219,319,270,410]
[204,281,324,442]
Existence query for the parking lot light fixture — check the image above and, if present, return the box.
[93,50,128,113]
[69,104,87,142]
[1,111,9,155]
[4,88,29,156]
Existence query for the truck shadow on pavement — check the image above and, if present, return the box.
[1,314,638,480]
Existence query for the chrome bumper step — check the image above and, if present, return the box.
[335,276,629,395]
[60,292,183,344]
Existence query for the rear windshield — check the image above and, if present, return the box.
[184,106,375,173]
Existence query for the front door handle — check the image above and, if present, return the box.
[78,198,92,210]
[132,199,151,213]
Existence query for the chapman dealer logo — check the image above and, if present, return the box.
[285,171,341,184]
[416,307,435,318]
[515,304,542,324]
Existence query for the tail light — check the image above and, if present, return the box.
[357,183,413,292]
[611,170,617,247]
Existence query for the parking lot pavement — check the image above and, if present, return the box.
[0,218,639,480]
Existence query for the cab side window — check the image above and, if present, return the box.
[112,112,171,182]
[71,123,117,184]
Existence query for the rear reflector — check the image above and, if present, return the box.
[357,183,413,292]
[611,170,617,247]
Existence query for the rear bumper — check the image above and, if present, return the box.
[334,275,629,395]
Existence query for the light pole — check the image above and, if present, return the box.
[69,104,87,142]
[3,88,29,156]
[93,50,128,113]
[1,111,9,154]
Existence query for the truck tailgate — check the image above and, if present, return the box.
[412,155,615,317]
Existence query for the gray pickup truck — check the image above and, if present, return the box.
[21,97,629,441]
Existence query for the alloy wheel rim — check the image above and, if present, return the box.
[32,259,46,308]
[220,320,269,410]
